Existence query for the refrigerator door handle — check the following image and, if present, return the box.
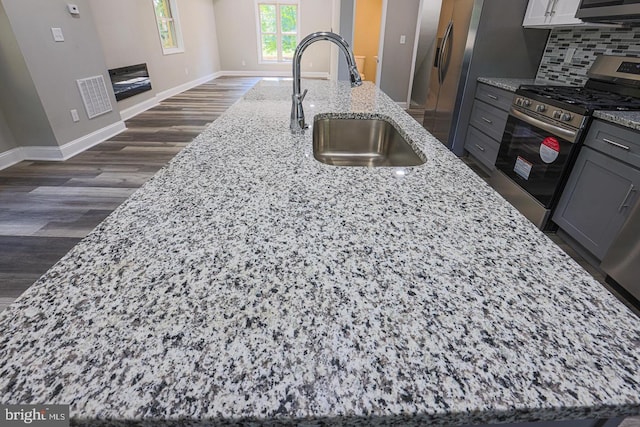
[438,21,453,84]
[440,21,454,84]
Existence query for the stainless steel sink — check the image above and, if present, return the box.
[312,117,425,167]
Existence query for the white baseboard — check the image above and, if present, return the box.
[156,72,220,101]
[0,121,127,169]
[119,97,160,121]
[0,147,25,170]
[58,121,127,160]
[119,72,221,121]
[219,70,329,79]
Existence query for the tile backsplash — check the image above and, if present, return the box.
[536,25,640,86]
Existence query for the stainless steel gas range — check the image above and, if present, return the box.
[490,55,640,230]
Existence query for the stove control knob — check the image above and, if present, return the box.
[561,112,573,121]
[553,110,563,120]
[523,99,532,107]
[515,97,523,106]
[536,104,547,113]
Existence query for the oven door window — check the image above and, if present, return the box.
[495,115,579,208]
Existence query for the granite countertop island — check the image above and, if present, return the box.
[0,80,639,426]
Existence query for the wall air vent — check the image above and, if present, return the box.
[76,75,113,119]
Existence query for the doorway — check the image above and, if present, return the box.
[352,0,383,84]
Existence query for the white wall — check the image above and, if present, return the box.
[1,0,122,147]
[379,0,421,103]
[213,0,333,76]
[89,0,222,111]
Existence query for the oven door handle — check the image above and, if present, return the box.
[509,107,578,143]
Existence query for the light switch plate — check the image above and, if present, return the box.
[400,35,406,44]
[51,27,64,42]
[70,109,80,123]
[565,47,576,64]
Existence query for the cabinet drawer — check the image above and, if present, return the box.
[584,120,640,169]
[469,100,509,141]
[475,83,514,112]
[465,126,501,171]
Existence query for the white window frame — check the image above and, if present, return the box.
[152,0,185,55]
[255,0,300,64]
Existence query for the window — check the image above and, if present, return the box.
[153,0,184,55]
[256,1,299,62]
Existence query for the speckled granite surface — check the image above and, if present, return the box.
[476,77,537,92]
[0,80,639,426]
[594,110,640,131]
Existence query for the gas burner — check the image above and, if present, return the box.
[517,84,640,114]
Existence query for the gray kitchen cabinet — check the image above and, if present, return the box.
[552,120,640,260]
[464,83,514,171]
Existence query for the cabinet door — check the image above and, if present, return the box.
[553,147,640,260]
[549,0,583,26]
[523,0,552,26]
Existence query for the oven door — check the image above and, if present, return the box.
[495,108,580,209]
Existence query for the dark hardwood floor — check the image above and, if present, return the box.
[0,76,261,310]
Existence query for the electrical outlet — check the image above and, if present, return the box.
[70,109,80,122]
[185,67,189,76]
[51,28,64,42]
[309,62,313,68]
[241,60,246,67]
[400,35,406,44]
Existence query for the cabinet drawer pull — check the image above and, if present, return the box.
[481,117,493,124]
[603,138,630,151]
[475,144,486,152]
[618,185,636,212]
[486,94,498,100]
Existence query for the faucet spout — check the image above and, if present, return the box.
[291,32,362,132]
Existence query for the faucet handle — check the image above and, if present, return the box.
[300,89,308,102]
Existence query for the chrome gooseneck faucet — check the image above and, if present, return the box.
[291,32,362,132]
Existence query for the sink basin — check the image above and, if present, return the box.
[312,116,425,167]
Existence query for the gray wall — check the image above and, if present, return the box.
[1,0,121,147]
[213,0,333,76]
[379,0,421,103]
[0,0,57,149]
[90,0,222,111]
[338,0,355,81]
[0,109,17,153]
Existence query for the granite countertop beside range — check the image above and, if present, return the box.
[476,77,537,92]
[0,79,639,426]
[594,110,640,131]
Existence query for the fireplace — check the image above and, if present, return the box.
[108,63,152,101]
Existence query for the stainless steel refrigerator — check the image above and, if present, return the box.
[422,0,549,156]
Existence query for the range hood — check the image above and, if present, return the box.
[576,0,640,23]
